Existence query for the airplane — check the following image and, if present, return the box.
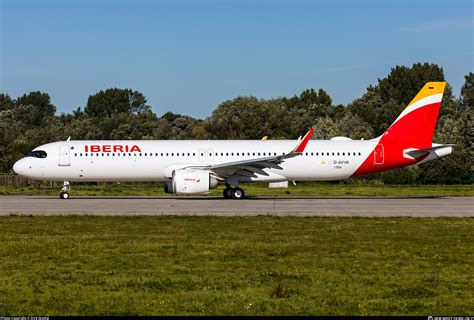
[13,82,453,199]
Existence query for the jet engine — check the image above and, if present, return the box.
[164,169,219,195]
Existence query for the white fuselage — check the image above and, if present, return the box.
[13,139,377,182]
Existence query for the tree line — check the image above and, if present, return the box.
[1,63,472,184]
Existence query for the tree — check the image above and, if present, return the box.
[377,63,445,105]
[14,91,56,126]
[348,63,452,136]
[460,72,474,107]
[347,90,400,136]
[0,93,15,111]
[84,88,150,117]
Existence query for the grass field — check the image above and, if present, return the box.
[0,216,472,315]
[0,182,473,197]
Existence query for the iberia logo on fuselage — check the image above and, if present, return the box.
[84,145,142,152]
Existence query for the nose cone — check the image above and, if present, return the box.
[13,158,28,176]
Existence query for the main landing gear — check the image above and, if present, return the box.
[59,181,70,199]
[223,186,245,199]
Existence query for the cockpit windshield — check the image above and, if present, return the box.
[25,150,47,158]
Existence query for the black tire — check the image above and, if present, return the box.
[232,188,245,199]
[59,192,70,199]
[223,187,231,199]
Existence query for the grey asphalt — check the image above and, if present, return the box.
[0,196,472,216]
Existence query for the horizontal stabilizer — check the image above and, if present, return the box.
[403,144,454,163]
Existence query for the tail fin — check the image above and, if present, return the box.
[380,81,446,149]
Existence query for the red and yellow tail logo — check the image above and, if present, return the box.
[353,82,446,176]
[383,81,446,148]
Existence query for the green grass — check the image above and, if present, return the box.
[0,182,473,197]
[0,216,473,315]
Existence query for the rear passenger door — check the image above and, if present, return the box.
[374,144,384,165]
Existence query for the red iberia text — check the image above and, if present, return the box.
[84,145,142,152]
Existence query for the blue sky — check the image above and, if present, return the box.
[1,0,472,118]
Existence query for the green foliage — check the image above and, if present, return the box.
[0,63,472,183]
[377,63,445,105]
[460,72,474,107]
[0,93,15,111]
[84,88,150,117]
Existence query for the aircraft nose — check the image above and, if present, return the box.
[13,158,28,176]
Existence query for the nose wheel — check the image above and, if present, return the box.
[59,191,70,199]
[59,181,70,199]
[223,187,245,199]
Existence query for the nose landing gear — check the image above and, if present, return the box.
[59,181,70,199]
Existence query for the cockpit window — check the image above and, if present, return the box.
[25,150,47,158]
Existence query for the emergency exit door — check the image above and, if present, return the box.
[59,145,70,166]
[374,144,384,165]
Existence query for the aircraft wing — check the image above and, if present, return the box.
[187,128,314,178]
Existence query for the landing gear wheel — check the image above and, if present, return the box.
[232,188,245,199]
[60,181,70,199]
[59,191,70,199]
[223,187,233,199]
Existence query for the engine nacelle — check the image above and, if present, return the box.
[164,170,219,195]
